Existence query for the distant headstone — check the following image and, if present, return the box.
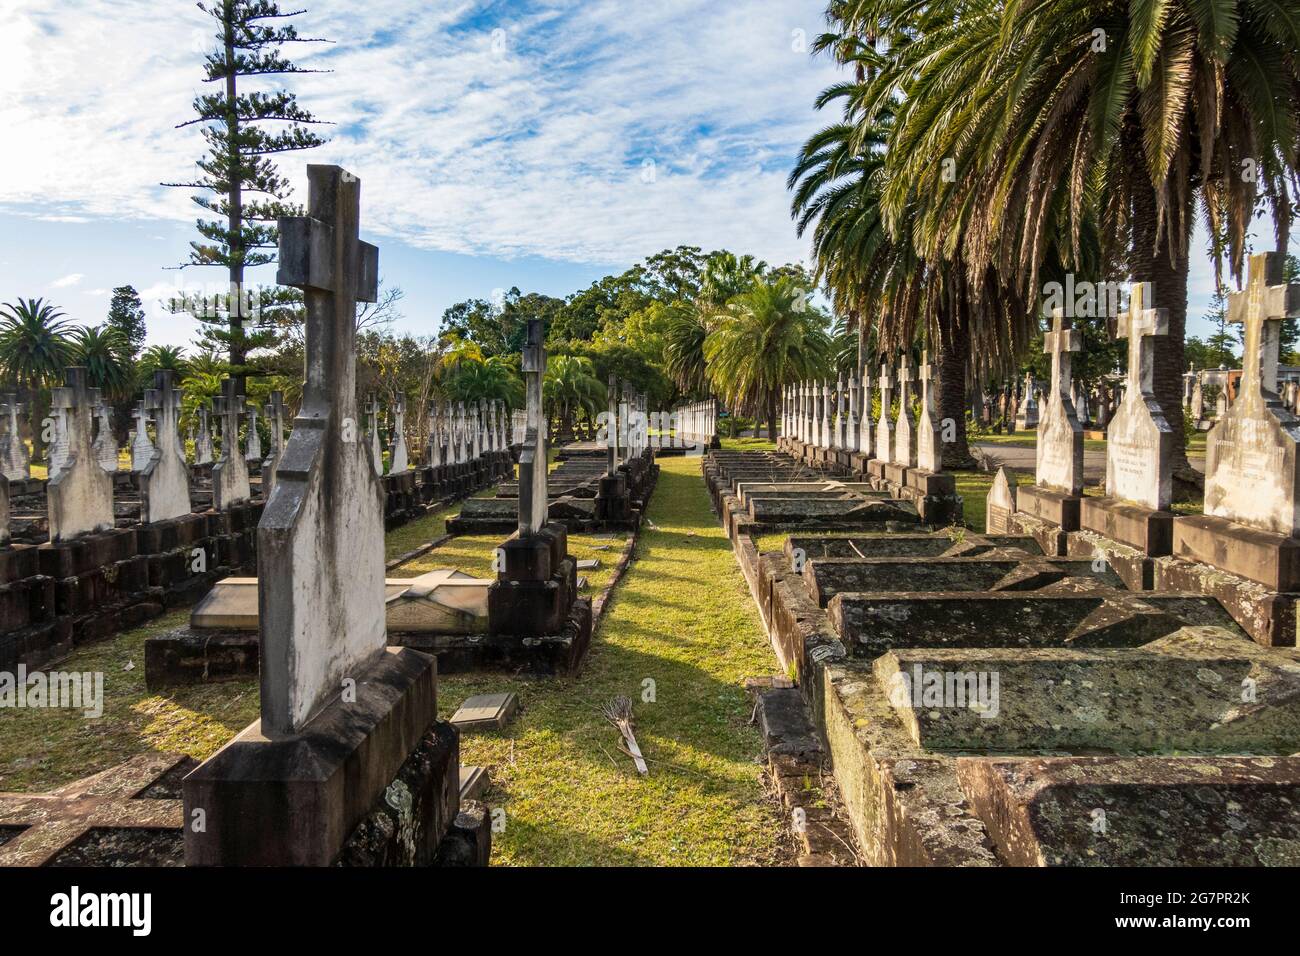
[0,395,29,481]
[141,370,192,524]
[130,401,155,472]
[894,355,917,468]
[390,394,409,473]
[518,320,549,536]
[1036,310,1084,495]
[47,368,114,542]
[916,351,942,472]
[1014,373,1039,430]
[195,406,214,465]
[877,363,895,464]
[427,400,444,468]
[1104,282,1174,509]
[366,395,383,474]
[92,402,118,472]
[985,466,1018,534]
[211,378,251,510]
[262,390,286,496]
[244,403,263,463]
[859,368,873,456]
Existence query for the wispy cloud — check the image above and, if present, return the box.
[0,0,837,269]
[50,273,84,288]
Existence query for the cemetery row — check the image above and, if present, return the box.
[706,256,1300,867]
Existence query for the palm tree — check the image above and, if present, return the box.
[543,355,605,441]
[864,0,1300,482]
[140,344,190,379]
[703,276,834,438]
[442,354,525,408]
[71,325,133,400]
[0,298,74,461]
[698,252,768,309]
[661,302,711,396]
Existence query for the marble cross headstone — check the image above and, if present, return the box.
[1,395,30,480]
[244,403,263,463]
[859,367,873,456]
[845,373,860,453]
[365,395,383,475]
[93,401,117,473]
[1105,282,1175,509]
[606,375,619,473]
[195,406,214,465]
[263,163,382,736]
[390,395,409,473]
[1036,309,1084,495]
[518,318,549,537]
[916,351,943,473]
[262,390,286,496]
[1204,252,1300,534]
[131,401,155,473]
[211,378,251,510]
[46,368,114,542]
[819,380,832,449]
[877,363,894,463]
[141,370,192,523]
[894,355,917,467]
[427,400,443,468]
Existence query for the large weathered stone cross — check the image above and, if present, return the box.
[277,165,379,433]
[919,350,937,415]
[1117,281,1168,396]
[898,354,915,405]
[519,318,549,536]
[1229,252,1300,399]
[217,379,245,459]
[144,370,182,450]
[50,368,99,466]
[1043,308,1081,404]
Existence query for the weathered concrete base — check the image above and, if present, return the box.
[1155,553,1298,647]
[397,596,592,674]
[1080,496,1174,556]
[1173,512,1300,592]
[183,646,455,866]
[1016,486,1082,532]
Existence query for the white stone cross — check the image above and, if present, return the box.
[1037,309,1084,495]
[1118,281,1167,398]
[518,318,549,536]
[131,401,155,472]
[211,378,251,509]
[917,351,942,472]
[46,368,114,541]
[141,370,191,523]
[1229,251,1300,404]
[262,390,286,495]
[390,394,409,472]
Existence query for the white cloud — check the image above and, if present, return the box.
[50,273,84,288]
[0,0,837,268]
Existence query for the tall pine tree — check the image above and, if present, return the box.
[106,285,147,361]
[165,1,329,387]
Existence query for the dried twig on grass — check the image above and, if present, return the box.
[603,696,648,775]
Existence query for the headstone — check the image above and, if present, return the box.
[262,390,286,496]
[46,368,114,542]
[859,367,873,456]
[130,401,155,472]
[834,375,846,449]
[985,466,1018,534]
[450,692,519,732]
[195,405,214,465]
[894,355,917,467]
[92,401,117,472]
[390,394,409,473]
[846,373,860,453]
[820,381,832,449]
[1173,253,1300,589]
[0,463,8,547]
[0,395,29,480]
[1014,373,1039,430]
[141,370,192,524]
[244,402,263,463]
[366,395,383,474]
[427,400,443,468]
[211,378,251,510]
[1190,373,1204,421]
[1035,310,1083,495]
[877,363,894,463]
[606,375,619,474]
[1103,282,1174,510]
[518,321,549,536]
[916,351,942,472]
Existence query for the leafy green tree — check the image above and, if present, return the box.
[165,0,330,386]
[71,325,132,399]
[440,288,564,357]
[106,286,147,361]
[0,298,74,461]
[703,276,834,438]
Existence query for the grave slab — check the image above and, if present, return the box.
[450,692,519,731]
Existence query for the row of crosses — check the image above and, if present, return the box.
[424,397,511,469]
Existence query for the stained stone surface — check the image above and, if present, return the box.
[450,692,519,731]
[46,368,115,542]
[805,557,1122,606]
[1036,311,1084,495]
[211,378,252,511]
[140,370,192,524]
[986,467,1018,534]
[785,533,1043,561]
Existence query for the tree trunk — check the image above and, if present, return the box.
[1127,156,1198,495]
[938,274,976,469]
[224,16,246,392]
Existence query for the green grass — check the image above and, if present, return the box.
[0,455,783,866]
[721,436,777,452]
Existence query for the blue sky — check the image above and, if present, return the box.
[0,0,1265,351]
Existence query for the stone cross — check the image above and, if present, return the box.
[916,351,942,473]
[195,405,214,465]
[1,395,29,481]
[93,401,117,473]
[846,374,859,453]
[390,394,409,472]
[834,375,846,449]
[1105,281,1174,509]
[518,318,549,536]
[427,400,443,468]
[262,390,286,496]
[365,395,383,474]
[244,403,263,463]
[472,401,483,460]
[131,401,155,472]
[859,366,873,456]
[819,380,832,449]
[1036,309,1084,495]
[263,162,383,736]
[211,378,251,510]
[46,368,114,542]
[606,375,619,473]
[877,363,894,464]
[0,458,7,547]
[1204,252,1300,535]
[894,355,917,467]
[141,370,192,523]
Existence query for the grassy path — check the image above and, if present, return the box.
[0,454,785,866]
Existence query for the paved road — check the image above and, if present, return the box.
[973,442,1205,485]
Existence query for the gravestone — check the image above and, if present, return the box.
[820,380,832,449]
[0,462,8,547]
[834,375,846,449]
[390,395,410,473]
[262,390,286,496]
[141,370,192,524]
[1018,310,1084,530]
[195,405,214,465]
[1,395,29,481]
[985,466,1018,534]
[92,402,117,472]
[1014,373,1039,430]
[1081,282,1176,555]
[1175,252,1300,590]
[916,351,941,473]
[366,395,384,474]
[846,372,860,453]
[859,367,874,457]
[46,368,114,542]
[894,356,917,468]
[427,400,444,468]
[130,401,155,472]
[1190,372,1205,421]
[876,363,894,466]
[244,403,263,463]
[185,165,459,867]
[211,378,251,510]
